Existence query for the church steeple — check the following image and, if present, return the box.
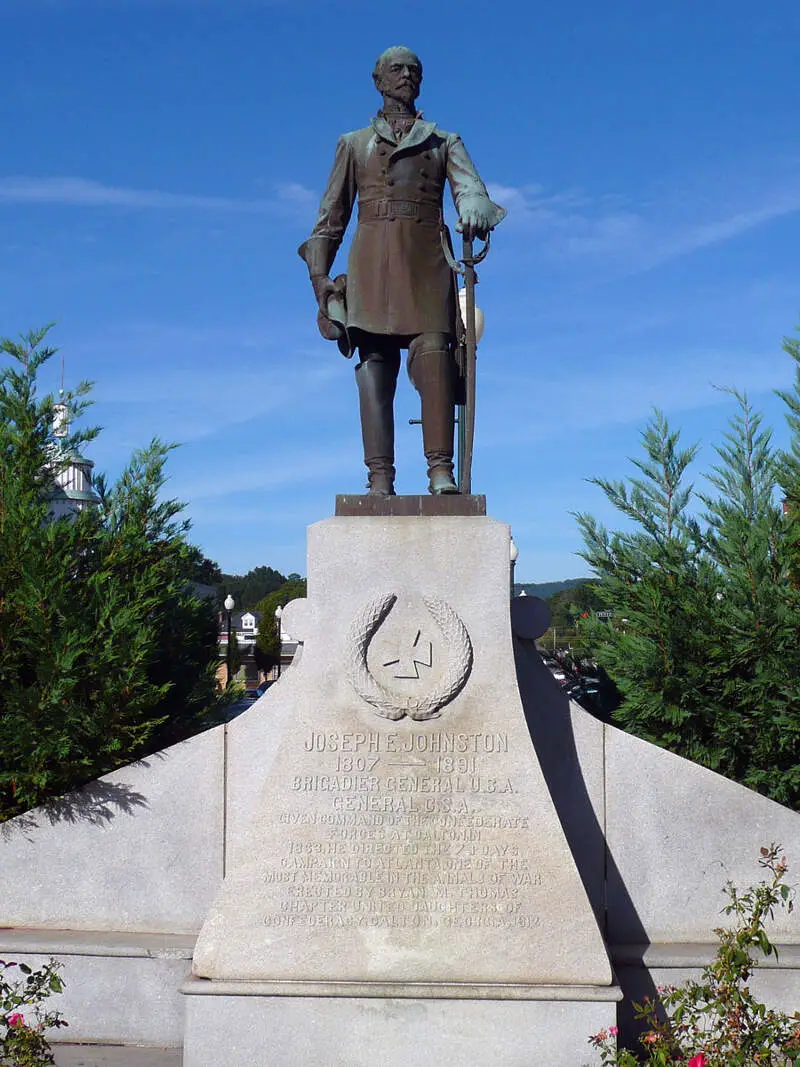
[46,376,100,519]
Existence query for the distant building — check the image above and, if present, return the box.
[217,610,262,688]
[218,610,263,650]
[45,402,100,519]
[216,607,299,687]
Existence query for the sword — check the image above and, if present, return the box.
[444,233,491,495]
[460,236,477,494]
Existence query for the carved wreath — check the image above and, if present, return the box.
[346,593,473,721]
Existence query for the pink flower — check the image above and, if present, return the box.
[688,1055,707,1067]
[7,1012,24,1028]
[609,1026,619,1037]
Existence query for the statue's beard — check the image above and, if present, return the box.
[382,86,418,111]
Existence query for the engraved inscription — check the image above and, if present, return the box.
[263,728,544,933]
[303,731,509,753]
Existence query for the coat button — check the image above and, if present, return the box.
[418,183,427,192]
[420,168,429,178]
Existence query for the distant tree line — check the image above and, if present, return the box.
[204,566,303,612]
[545,582,604,630]
[515,577,592,601]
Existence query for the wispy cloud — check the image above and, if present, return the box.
[0,176,316,214]
[477,342,794,450]
[488,183,609,225]
[273,182,318,208]
[173,442,354,503]
[655,193,800,261]
[91,350,345,446]
[55,317,353,484]
[487,180,800,273]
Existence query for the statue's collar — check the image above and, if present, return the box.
[371,112,437,152]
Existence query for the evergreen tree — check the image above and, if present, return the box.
[575,391,800,809]
[698,390,796,802]
[187,549,223,587]
[0,327,224,818]
[224,630,243,684]
[255,578,308,663]
[777,324,800,588]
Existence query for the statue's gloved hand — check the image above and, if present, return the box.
[456,206,493,242]
[311,275,337,317]
[456,195,506,242]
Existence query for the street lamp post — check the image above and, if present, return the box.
[274,604,283,679]
[509,535,518,600]
[224,594,235,688]
[456,285,486,494]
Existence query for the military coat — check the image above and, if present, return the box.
[300,115,505,338]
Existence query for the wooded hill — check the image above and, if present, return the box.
[514,577,594,600]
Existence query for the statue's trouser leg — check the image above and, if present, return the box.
[407,333,458,495]
[355,338,401,495]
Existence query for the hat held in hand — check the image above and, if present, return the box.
[317,274,352,357]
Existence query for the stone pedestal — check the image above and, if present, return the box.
[185,513,619,1065]
[182,982,619,1067]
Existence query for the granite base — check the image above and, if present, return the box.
[0,930,192,1047]
[182,978,620,1067]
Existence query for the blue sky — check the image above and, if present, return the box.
[2,0,799,581]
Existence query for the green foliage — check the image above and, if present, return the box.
[777,325,800,589]
[587,846,800,1066]
[548,581,604,629]
[186,548,223,587]
[255,579,308,662]
[1,957,68,1066]
[216,565,287,611]
[515,577,591,600]
[0,327,225,819]
[575,385,800,809]
[224,629,243,683]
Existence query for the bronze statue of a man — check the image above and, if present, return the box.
[300,46,505,496]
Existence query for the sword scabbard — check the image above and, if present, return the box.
[459,237,477,495]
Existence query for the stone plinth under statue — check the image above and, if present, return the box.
[184,506,618,1065]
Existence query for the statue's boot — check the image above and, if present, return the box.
[410,345,459,495]
[355,357,396,496]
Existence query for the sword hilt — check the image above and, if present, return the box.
[440,230,491,274]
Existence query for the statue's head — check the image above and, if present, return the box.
[373,46,422,107]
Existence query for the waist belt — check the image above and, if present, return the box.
[358,199,441,222]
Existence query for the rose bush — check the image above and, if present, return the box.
[587,846,800,1066]
[1,958,67,1066]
